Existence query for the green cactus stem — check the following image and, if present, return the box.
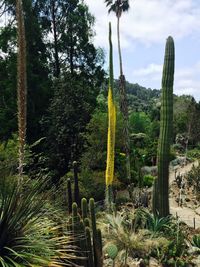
[67,178,72,213]
[81,198,88,220]
[85,226,95,267]
[89,198,103,267]
[73,161,80,207]
[155,36,175,217]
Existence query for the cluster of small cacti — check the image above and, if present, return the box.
[71,198,103,267]
[67,161,80,213]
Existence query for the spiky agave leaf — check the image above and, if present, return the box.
[0,178,76,266]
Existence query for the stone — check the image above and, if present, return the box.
[149,257,160,267]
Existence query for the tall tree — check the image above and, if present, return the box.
[16,0,27,176]
[105,0,131,180]
[0,0,52,143]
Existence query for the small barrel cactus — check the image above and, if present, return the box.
[106,244,118,260]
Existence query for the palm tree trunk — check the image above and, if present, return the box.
[16,0,27,179]
[117,16,123,76]
[117,16,131,180]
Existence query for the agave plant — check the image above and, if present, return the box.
[192,235,200,248]
[100,212,169,265]
[136,209,172,236]
[0,177,75,266]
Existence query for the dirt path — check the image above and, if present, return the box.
[169,160,200,228]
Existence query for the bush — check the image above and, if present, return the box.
[0,177,74,266]
[143,174,155,187]
[187,149,200,160]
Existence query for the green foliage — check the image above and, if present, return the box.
[42,73,103,183]
[186,162,200,197]
[143,174,155,187]
[100,212,169,264]
[192,235,200,248]
[0,177,74,266]
[136,209,171,236]
[187,149,200,160]
[129,112,151,134]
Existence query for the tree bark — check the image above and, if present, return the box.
[51,0,60,77]
[16,0,27,179]
[117,16,131,180]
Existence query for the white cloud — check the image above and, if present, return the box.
[133,63,162,76]
[132,62,200,101]
[85,0,200,47]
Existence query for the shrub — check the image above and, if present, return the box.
[0,177,74,266]
[143,174,155,187]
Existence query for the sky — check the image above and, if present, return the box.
[85,0,200,101]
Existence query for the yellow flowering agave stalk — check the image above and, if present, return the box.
[105,22,116,207]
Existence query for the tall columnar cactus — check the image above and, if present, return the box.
[81,198,88,220]
[67,178,72,213]
[73,161,80,207]
[85,227,95,267]
[154,36,175,217]
[16,0,27,178]
[105,22,116,209]
[89,198,103,267]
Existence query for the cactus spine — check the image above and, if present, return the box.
[105,22,116,209]
[154,36,175,217]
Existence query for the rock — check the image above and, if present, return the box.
[126,258,144,267]
[185,197,190,202]
[191,255,200,266]
[149,257,160,267]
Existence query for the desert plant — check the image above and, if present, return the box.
[105,23,116,208]
[153,36,175,217]
[192,235,200,248]
[105,243,118,267]
[100,212,169,265]
[136,209,172,236]
[105,0,131,181]
[67,178,72,213]
[70,198,103,267]
[89,198,103,267]
[186,162,200,197]
[0,177,75,266]
[73,161,80,207]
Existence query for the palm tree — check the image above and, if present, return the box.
[16,0,27,179]
[105,0,131,180]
